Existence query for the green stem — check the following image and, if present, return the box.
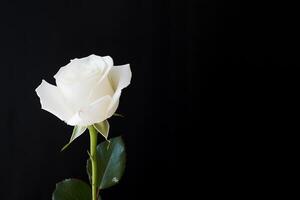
[89,126,98,200]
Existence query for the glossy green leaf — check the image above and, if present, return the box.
[87,136,126,190]
[93,120,110,140]
[52,179,91,200]
[61,126,87,151]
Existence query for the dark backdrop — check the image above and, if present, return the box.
[0,0,195,199]
[2,0,291,199]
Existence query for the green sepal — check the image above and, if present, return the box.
[61,126,87,151]
[93,120,110,140]
[113,113,124,118]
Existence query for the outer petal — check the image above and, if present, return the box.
[67,95,112,126]
[35,80,74,122]
[107,64,132,117]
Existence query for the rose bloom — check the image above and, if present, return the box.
[36,55,131,126]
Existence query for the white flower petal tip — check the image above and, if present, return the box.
[35,80,73,122]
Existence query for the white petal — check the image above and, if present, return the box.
[54,55,107,80]
[88,56,114,103]
[107,64,132,117]
[88,76,114,103]
[56,75,100,110]
[102,56,114,68]
[67,112,82,126]
[67,95,112,126]
[35,80,74,122]
[54,55,114,110]
[107,92,121,118]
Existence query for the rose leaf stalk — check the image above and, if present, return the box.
[89,126,98,200]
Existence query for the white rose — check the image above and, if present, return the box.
[35,54,131,126]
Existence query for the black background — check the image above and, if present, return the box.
[1,0,190,199]
[0,0,293,199]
